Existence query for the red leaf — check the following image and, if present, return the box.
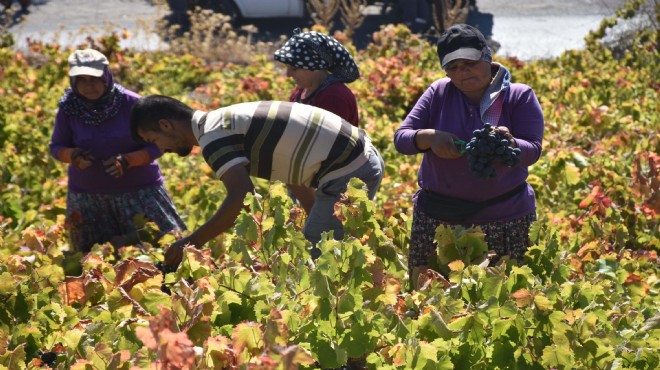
[135,309,196,369]
[59,276,86,305]
[579,185,601,209]
[162,331,196,369]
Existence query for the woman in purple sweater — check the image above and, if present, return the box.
[394,24,544,283]
[50,49,186,253]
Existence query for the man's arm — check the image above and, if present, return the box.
[287,184,316,214]
[164,164,254,266]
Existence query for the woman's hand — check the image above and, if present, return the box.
[492,126,517,148]
[102,155,128,178]
[415,129,463,159]
[71,149,95,169]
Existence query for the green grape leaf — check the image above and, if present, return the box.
[541,344,575,369]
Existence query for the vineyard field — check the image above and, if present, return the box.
[0,1,658,369]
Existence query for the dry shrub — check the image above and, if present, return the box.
[307,0,368,36]
[307,0,340,30]
[431,0,471,33]
[145,0,368,65]
[340,0,367,37]
[154,7,276,66]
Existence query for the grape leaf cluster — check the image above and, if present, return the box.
[465,123,521,179]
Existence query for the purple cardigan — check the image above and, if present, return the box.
[394,78,544,224]
[49,89,164,194]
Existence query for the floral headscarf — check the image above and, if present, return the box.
[274,28,360,83]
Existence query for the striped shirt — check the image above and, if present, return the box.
[192,101,369,187]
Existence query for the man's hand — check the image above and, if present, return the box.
[164,237,195,267]
[161,165,253,270]
[287,184,316,214]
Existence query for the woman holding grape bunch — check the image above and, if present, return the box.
[394,24,544,284]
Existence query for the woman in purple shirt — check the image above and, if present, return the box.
[394,24,544,283]
[49,49,186,253]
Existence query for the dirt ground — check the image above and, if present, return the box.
[4,0,636,60]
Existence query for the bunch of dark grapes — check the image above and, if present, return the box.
[465,123,521,179]
[37,350,57,367]
[155,261,177,274]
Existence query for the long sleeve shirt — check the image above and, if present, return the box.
[192,101,370,188]
[289,81,359,127]
[49,89,164,194]
[394,77,544,224]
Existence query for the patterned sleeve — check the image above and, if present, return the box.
[200,131,249,179]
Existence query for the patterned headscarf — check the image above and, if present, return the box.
[58,66,126,126]
[274,28,360,83]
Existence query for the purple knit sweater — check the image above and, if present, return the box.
[49,89,164,194]
[394,78,544,224]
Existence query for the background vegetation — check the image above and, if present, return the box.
[0,0,658,368]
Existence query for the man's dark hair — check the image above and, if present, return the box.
[130,95,194,142]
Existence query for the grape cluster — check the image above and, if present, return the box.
[155,262,177,294]
[465,123,521,179]
[37,351,57,367]
[155,261,177,274]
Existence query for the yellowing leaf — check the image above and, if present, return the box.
[541,344,575,368]
[533,293,553,314]
[114,259,160,291]
[418,341,438,363]
[377,277,402,306]
[448,260,465,271]
[564,309,583,325]
[511,288,532,308]
[388,343,407,367]
[231,322,263,357]
[280,345,316,369]
[205,335,236,369]
[564,162,581,185]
